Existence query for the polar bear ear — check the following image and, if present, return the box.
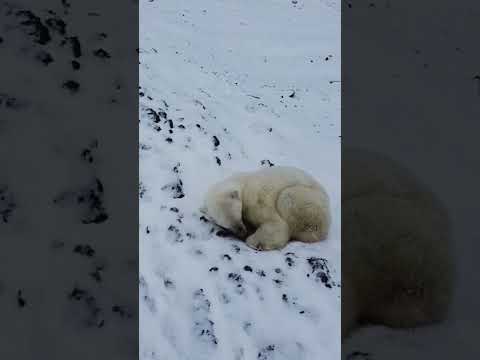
[229,190,240,200]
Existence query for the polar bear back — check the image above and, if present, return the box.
[342,148,454,338]
[241,166,326,226]
[276,184,330,241]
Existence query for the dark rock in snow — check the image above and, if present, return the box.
[36,50,54,65]
[45,17,66,35]
[17,290,26,308]
[90,265,104,283]
[62,80,80,93]
[73,244,95,257]
[258,344,275,360]
[68,36,82,58]
[260,159,275,167]
[0,186,16,223]
[93,48,111,59]
[147,108,161,123]
[16,10,51,45]
[71,60,80,70]
[222,254,232,261]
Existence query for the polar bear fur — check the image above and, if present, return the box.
[342,148,455,340]
[202,166,331,251]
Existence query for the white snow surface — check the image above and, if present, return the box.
[139,1,341,359]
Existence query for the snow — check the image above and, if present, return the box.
[139,1,341,359]
[341,3,480,360]
[139,0,340,360]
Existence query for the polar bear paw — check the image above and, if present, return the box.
[245,220,289,251]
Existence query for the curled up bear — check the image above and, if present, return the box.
[201,166,331,251]
[342,148,455,340]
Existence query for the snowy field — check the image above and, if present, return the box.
[139,1,341,359]
[342,3,479,360]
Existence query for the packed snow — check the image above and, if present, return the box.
[139,1,341,359]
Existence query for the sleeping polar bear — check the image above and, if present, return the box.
[342,148,455,340]
[201,166,331,251]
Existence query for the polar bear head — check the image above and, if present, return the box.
[201,177,248,238]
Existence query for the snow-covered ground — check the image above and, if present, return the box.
[139,1,341,359]
[342,3,480,360]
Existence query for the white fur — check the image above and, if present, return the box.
[342,148,454,340]
[203,166,331,251]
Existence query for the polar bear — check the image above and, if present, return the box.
[342,148,455,340]
[202,166,331,251]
